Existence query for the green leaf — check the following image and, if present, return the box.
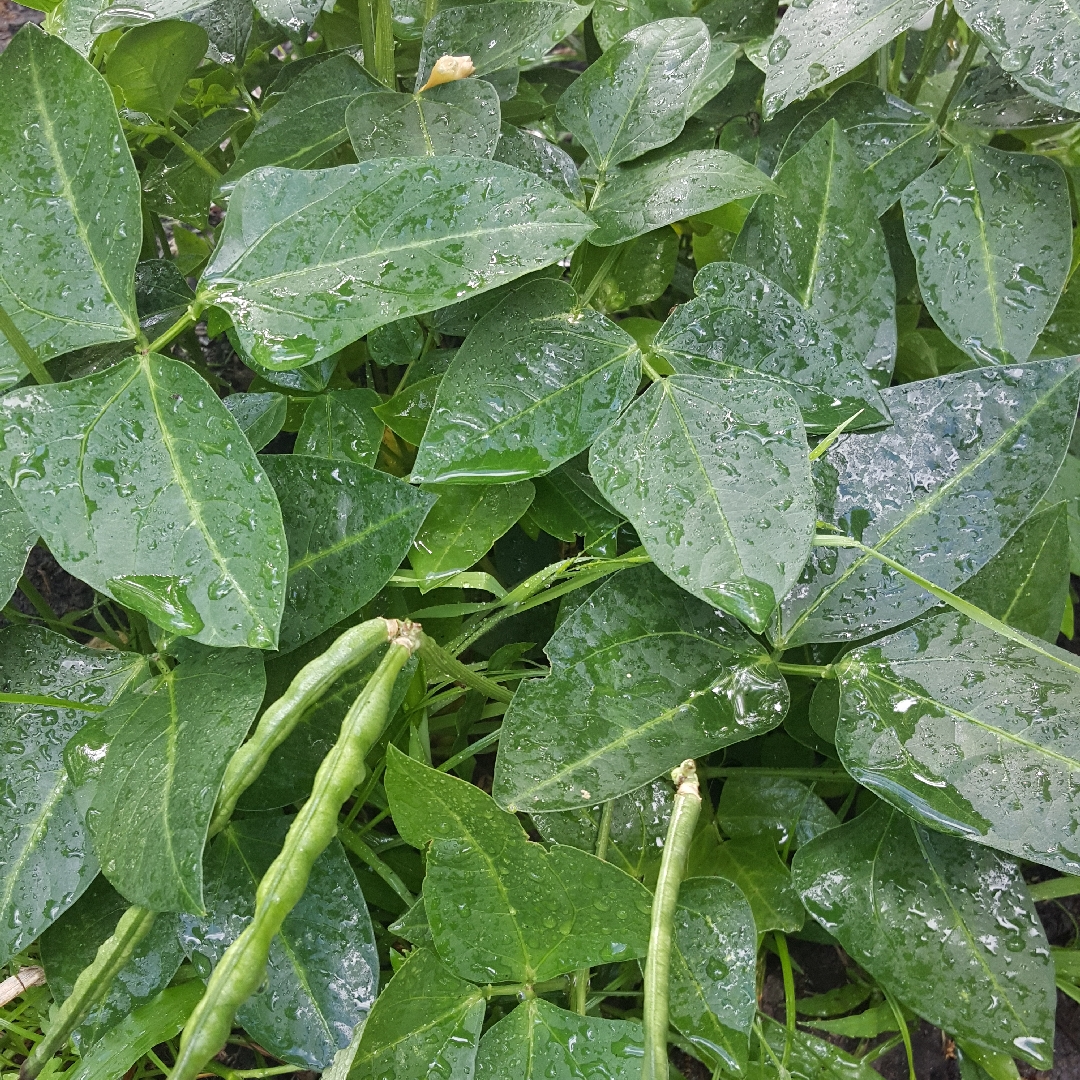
[590,374,815,632]
[954,0,1080,114]
[776,357,1080,647]
[591,0,689,52]
[296,389,384,466]
[687,37,739,114]
[476,999,645,1079]
[200,157,592,371]
[225,391,287,453]
[751,1015,883,1080]
[1041,453,1080,575]
[805,1002,899,1039]
[589,148,781,246]
[347,81,501,160]
[570,232,677,314]
[792,801,1056,1067]
[90,0,254,65]
[653,262,890,433]
[493,124,584,205]
[0,626,146,965]
[901,143,1071,365]
[412,280,641,483]
[88,648,265,913]
[181,814,378,1068]
[0,26,140,386]
[105,20,208,118]
[0,354,289,649]
[835,607,1080,876]
[410,483,534,590]
[706,835,804,933]
[776,83,939,215]
[716,775,838,850]
[668,876,757,1072]
[557,17,710,172]
[263,455,436,652]
[1033,265,1080,360]
[493,564,788,811]
[254,0,322,35]
[760,0,937,118]
[219,53,381,191]
[733,120,896,384]
[39,875,184,1049]
[0,484,35,609]
[348,947,485,1080]
[368,318,425,368]
[387,746,653,983]
[527,458,623,552]
[375,375,443,446]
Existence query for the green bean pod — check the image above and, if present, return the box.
[170,623,422,1080]
[20,904,157,1080]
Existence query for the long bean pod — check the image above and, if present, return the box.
[169,622,422,1080]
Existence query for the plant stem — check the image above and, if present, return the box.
[572,800,615,1014]
[888,32,907,93]
[0,299,52,384]
[145,307,198,354]
[884,987,916,1080]
[773,932,796,1066]
[374,0,395,87]
[643,760,701,1080]
[775,662,834,679]
[700,766,852,782]
[1029,875,1080,900]
[159,124,222,178]
[905,4,958,104]
[437,726,501,773]
[17,576,56,624]
[358,0,377,76]
[936,33,979,126]
[419,634,514,703]
[575,247,620,311]
[339,826,416,906]
[877,44,889,91]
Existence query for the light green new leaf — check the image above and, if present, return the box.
[777,356,1080,647]
[654,262,889,433]
[105,20,207,118]
[88,648,264,913]
[0,627,146,965]
[835,608,1080,877]
[347,80,501,160]
[570,232,677,314]
[590,374,814,632]
[901,143,1071,365]
[493,564,788,812]
[494,124,584,205]
[717,775,838,850]
[200,157,592,371]
[262,455,436,652]
[225,391,287,453]
[707,835,804,933]
[476,999,644,1080]
[589,148,780,246]
[296,389,384,465]
[733,120,896,383]
[349,947,485,1080]
[761,0,937,118]
[793,801,1056,1067]
[0,354,289,649]
[0,484,35,610]
[88,0,253,65]
[412,280,641,482]
[0,26,140,387]
[410,483,534,590]
[180,815,378,1068]
[556,17,710,172]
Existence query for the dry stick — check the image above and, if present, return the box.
[0,968,45,1009]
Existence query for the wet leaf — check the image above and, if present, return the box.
[706,835,804,934]
[0,354,289,649]
[412,280,641,483]
[225,391,287,453]
[254,0,322,35]
[528,461,624,551]
[590,374,815,632]
[591,0,689,51]
[88,648,264,913]
[751,1015,882,1080]
[494,123,585,205]
[296,389,384,466]
[792,801,1056,1067]
[375,375,444,446]
[688,37,739,114]
[570,231,678,314]
[493,564,788,812]
[105,20,208,119]
[716,775,838,850]
[90,0,254,65]
[901,143,1071,365]
[0,485,35,610]
[1033,266,1080,360]
[199,157,592,371]
[776,357,1080,646]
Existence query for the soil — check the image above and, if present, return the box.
[0,0,41,50]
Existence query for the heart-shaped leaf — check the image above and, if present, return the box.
[296,389,384,466]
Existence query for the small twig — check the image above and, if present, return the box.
[0,967,45,1009]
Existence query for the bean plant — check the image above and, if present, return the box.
[2,0,1080,1078]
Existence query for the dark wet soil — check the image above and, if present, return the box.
[0,0,41,50]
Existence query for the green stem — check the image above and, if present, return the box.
[358,0,377,76]
[905,4,958,104]
[419,633,514,702]
[339,827,416,906]
[936,33,979,126]
[572,800,614,1014]
[884,988,915,1080]
[643,760,701,1080]
[808,409,865,462]
[145,308,198,355]
[437,726,501,774]
[486,977,570,998]
[0,299,52,384]
[888,32,907,93]
[160,124,222,179]
[773,932,796,1067]
[575,247,620,311]
[1029,875,1080,900]
[700,766,852,782]
[17,576,56,623]
[374,0,395,87]
[422,0,437,23]
[877,44,889,91]
[775,662,834,679]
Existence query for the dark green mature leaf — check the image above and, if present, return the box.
[668,876,756,1072]
[776,357,1080,646]
[375,375,443,446]
[0,354,289,649]
[688,37,739,114]
[494,124,584,205]
[589,149,780,246]
[410,483,534,589]
[493,565,788,811]
[181,814,378,1068]
[254,0,322,35]
[105,20,207,118]
[793,801,1056,1067]
[835,608,1080,876]
[653,262,889,433]
[760,0,937,118]
[717,775,838,850]
[88,648,264,913]
[1041,453,1080,576]
[0,627,146,965]
[901,144,1071,365]
[733,121,897,383]
[225,391,287,453]
[528,462,624,552]
[776,83,939,215]
[752,1016,881,1080]
[557,18,710,172]
[476,999,645,1080]
[219,53,380,190]
[39,876,184,1049]
[0,26,140,387]
[412,280,641,483]
[706,835,804,933]
[296,389,384,465]
[262,455,436,652]
[348,947,486,1080]
[200,158,592,371]
[590,374,814,632]
[954,0,1080,113]
[571,231,677,313]
[952,64,1080,130]
[0,485,35,609]
[347,81,501,160]
[591,0,688,51]
[1033,267,1080,360]
[368,318,425,367]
